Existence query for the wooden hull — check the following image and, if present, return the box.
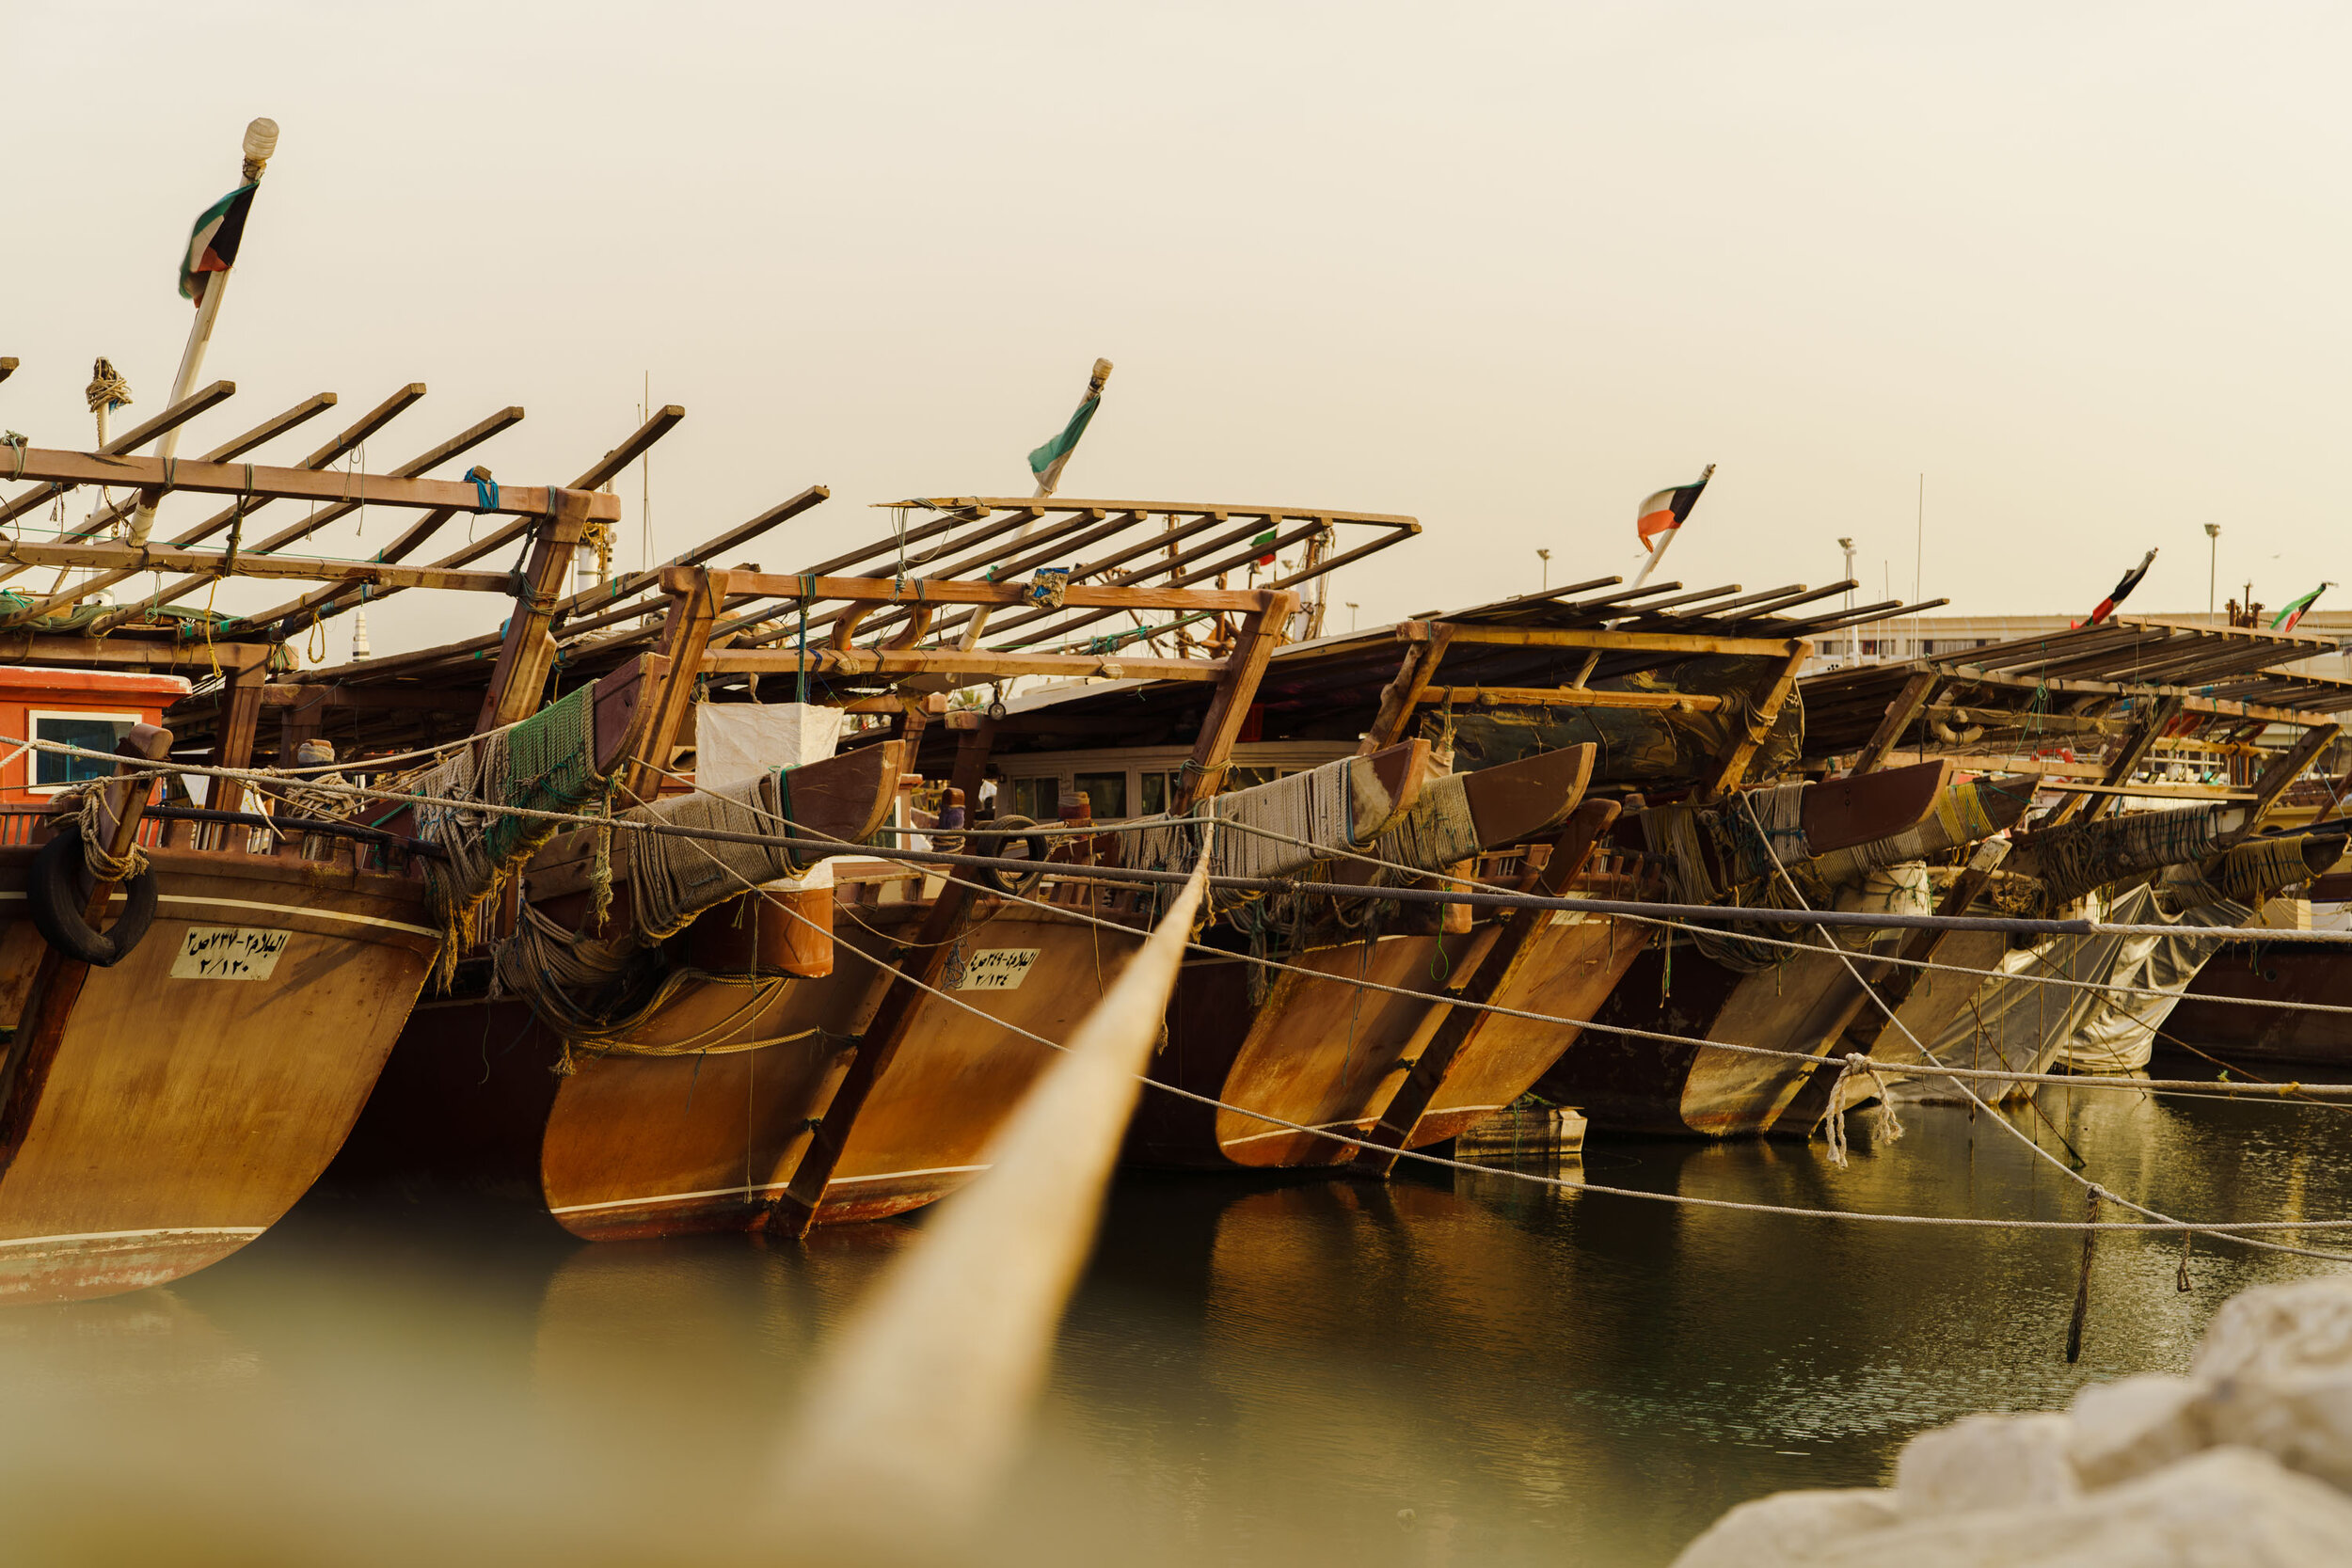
[342,893,1152,1238]
[2147,940,2352,1067]
[1125,912,1645,1169]
[1537,937,1886,1137]
[0,845,435,1304]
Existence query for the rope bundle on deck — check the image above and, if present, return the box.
[411,684,601,981]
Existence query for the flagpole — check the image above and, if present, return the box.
[1569,467,1709,689]
[128,118,278,547]
[959,357,1112,653]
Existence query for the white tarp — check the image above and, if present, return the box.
[1906,882,2249,1101]
[691,702,847,891]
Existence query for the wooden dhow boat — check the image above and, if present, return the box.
[942,573,1947,1169]
[1772,617,2352,1116]
[0,356,656,1302]
[332,490,1423,1235]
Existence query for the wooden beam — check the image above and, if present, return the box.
[209,661,269,816]
[2070,695,2187,825]
[672,566,1277,614]
[771,725,998,1240]
[1349,800,1619,1176]
[1424,623,1807,658]
[617,572,723,804]
[258,684,475,712]
[0,537,525,594]
[1417,685,1724,713]
[705,647,1230,682]
[1845,671,1942,777]
[478,489,593,730]
[1705,641,1815,798]
[1358,625,1454,754]
[0,633,271,672]
[0,444,618,520]
[2246,721,2342,829]
[1174,592,1295,808]
[2042,780,2255,801]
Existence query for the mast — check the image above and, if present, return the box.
[127,118,278,548]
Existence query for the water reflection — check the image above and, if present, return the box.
[1,1078,2347,1565]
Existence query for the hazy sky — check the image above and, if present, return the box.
[9,2,2349,662]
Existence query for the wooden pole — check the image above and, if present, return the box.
[1846,671,1943,778]
[959,357,1112,652]
[1348,799,1619,1175]
[128,118,278,547]
[771,863,1209,1551]
[474,488,593,731]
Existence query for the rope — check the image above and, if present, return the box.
[71,784,149,882]
[84,359,132,416]
[586,755,2352,1248]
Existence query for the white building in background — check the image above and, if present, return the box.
[1805,611,2352,680]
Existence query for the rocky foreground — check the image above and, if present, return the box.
[1675,1274,2352,1566]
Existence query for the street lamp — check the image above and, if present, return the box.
[1535,547,1551,591]
[1837,537,1857,657]
[2205,523,2221,622]
[1345,601,1359,633]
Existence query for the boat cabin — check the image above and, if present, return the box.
[0,668,190,803]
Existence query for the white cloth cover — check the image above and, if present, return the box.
[691,701,847,892]
[694,701,844,792]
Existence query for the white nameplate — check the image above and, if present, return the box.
[955,947,1040,991]
[171,926,291,981]
[1549,910,1589,927]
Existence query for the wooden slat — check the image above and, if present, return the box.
[0,444,618,520]
[1845,671,1942,777]
[707,646,1230,682]
[0,537,524,592]
[1417,685,1724,713]
[479,489,594,730]
[1705,641,1814,798]
[1422,622,1808,658]
[681,567,1279,614]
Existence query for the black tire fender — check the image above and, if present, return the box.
[970,815,1051,898]
[29,821,160,968]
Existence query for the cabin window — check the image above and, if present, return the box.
[1138,769,1174,816]
[29,711,139,792]
[1073,771,1127,821]
[1008,776,1061,821]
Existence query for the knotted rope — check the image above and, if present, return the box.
[85,358,132,416]
[1821,1050,1906,1168]
[69,784,151,884]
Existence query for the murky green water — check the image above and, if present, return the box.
[5,1058,2350,1566]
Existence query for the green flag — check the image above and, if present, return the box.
[1026,393,1100,489]
[2272,583,2330,632]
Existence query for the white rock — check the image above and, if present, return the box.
[1674,1447,2352,1568]
[2067,1374,2205,1489]
[2191,1276,2352,1490]
[1896,1412,2080,1517]
[1671,1488,1900,1568]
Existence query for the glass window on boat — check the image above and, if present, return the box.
[1138,769,1174,816]
[1225,765,1294,790]
[1073,771,1128,822]
[30,711,138,792]
[1008,775,1062,821]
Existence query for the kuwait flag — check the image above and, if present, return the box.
[1635,467,1714,550]
[179,183,258,303]
[2084,547,2157,626]
[2272,583,2331,632]
[1026,388,1101,492]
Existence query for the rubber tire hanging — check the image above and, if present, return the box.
[971,815,1052,898]
[28,821,159,967]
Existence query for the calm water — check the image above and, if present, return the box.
[6,1060,2351,1566]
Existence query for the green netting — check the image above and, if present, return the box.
[482,684,597,864]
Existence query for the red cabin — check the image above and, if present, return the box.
[0,668,190,803]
